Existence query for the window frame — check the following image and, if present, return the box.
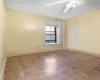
[44,22,60,45]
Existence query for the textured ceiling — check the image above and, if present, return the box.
[5,0,100,19]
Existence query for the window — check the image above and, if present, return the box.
[44,22,60,45]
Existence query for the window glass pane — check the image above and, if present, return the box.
[45,26,51,31]
[51,27,55,31]
[51,35,55,40]
[45,25,57,44]
[45,35,51,40]
[45,35,55,40]
[45,40,49,43]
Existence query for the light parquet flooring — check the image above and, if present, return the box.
[4,50,100,80]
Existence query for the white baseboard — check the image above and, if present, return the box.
[0,59,7,80]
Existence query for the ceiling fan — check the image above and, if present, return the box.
[45,0,84,13]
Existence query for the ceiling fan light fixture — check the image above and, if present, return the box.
[45,0,68,6]
[77,0,84,5]
[71,0,84,8]
[45,0,84,14]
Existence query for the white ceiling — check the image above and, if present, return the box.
[5,0,100,19]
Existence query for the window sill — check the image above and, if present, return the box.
[44,43,60,46]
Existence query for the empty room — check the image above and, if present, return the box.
[1,0,100,80]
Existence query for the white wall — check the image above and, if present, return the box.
[66,10,100,55]
[5,10,63,57]
[0,0,6,80]
[66,18,80,50]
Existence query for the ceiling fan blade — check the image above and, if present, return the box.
[63,3,72,13]
[45,0,68,5]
